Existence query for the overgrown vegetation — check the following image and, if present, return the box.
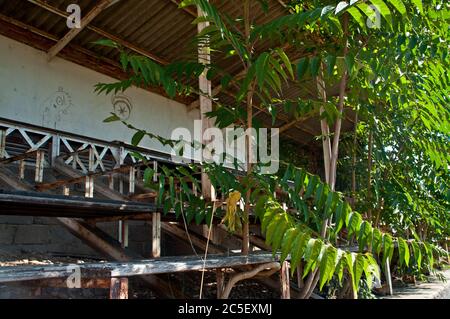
[96,0,449,298]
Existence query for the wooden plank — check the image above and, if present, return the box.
[47,0,113,61]
[0,150,38,164]
[110,277,128,299]
[0,253,277,283]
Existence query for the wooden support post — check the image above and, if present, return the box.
[0,128,6,159]
[216,268,224,299]
[50,135,60,166]
[152,212,161,258]
[119,220,128,248]
[197,3,215,203]
[34,150,44,183]
[108,174,114,190]
[280,261,290,299]
[109,277,128,299]
[19,160,25,179]
[72,153,78,170]
[88,147,95,172]
[129,166,135,195]
[63,185,70,196]
[385,257,393,296]
[85,176,94,198]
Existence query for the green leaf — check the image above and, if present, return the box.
[411,0,423,14]
[347,212,362,239]
[354,254,366,291]
[131,130,146,146]
[143,168,155,184]
[397,237,410,267]
[276,48,294,79]
[411,241,422,271]
[92,39,119,48]
[370,0,392,26]
[256,52,270,90]
[305,175,318,198]
[290,232,310,274]
[382,233,394,267]
[347,6,366,29]
[310,56,321,77]
[325,54,337,76]
[296,58,309,79]
[372,228,383,255]
[103,114,120,123]
[387,0,407,16]
[319,246,338,290]
[334,251,346,284]
[345,52,355,76]
[303,239,322,277]
[271,216,290,253]
[358,221,373,252]
[345,252,357,298]
[280,227,300,262]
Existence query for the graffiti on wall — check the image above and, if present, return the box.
[112,94,132,120]
[41,87,73,129]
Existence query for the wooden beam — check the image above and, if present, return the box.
[47,0,113,61]
[28,0,169,65]
[0,150,38,164]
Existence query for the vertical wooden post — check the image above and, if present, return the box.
[117,146,127,247]
[0,127,6,159]
[152,212,161,258]
[85,176,94,198]
[72,153,78,170]
[118,220,129,248]
[34,150,44,183]
[51,135,60,167]
[197,4,215,203]
[216,268,224,299]
[108,174,114,190]
[110,277,128,299]
[19,160,25,179]
[63,185,70,196]
[280,261,290,299]
[88,147,94,172]
[129,166,135,195]
[385,257,393,296]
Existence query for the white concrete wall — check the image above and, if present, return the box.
[0,35,200,155]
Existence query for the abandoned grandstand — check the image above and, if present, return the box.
[0,0,364,299]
